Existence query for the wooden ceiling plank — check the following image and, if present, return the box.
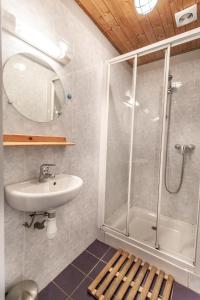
[76,0,132,53]
[147,8,167,41]
[157,0,176,38]
[89,0,134,51]
[183,0,196,8]
[121,0,157,45]
[119,0,150,47]
[75,0,124,53]
[88,0,132,49]
[136,15,158,44]
[102,0,140,49]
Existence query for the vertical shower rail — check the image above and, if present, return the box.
[155,45,171,250]
[126,55,138,236]
[98,62,110,228]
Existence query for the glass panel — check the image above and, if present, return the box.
[104,58,135,234]
[129,50,166,247]
[158,40,200,263]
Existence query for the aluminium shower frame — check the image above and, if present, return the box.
[98,27,200,273]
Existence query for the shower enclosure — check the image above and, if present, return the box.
[99,28,200,273]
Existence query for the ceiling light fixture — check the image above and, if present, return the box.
[2,9,72,65]
[134,0,158,15]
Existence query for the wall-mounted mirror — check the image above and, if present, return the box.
[3,53,67,122]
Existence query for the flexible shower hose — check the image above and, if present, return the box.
[164,91,186,194]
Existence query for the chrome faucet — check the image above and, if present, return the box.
[39,164,56,182]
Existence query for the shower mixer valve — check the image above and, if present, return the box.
[174,144,195,154]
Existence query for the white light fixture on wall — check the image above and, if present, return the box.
[2,9,72,65]
[134,0,158,15]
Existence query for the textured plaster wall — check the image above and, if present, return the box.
[2,0,118,291]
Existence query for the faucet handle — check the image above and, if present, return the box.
[174,144,181,150]
[40,164,56,175]
[187,144,195,151]
[39,164,56,182]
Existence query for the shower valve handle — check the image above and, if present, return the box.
[187,144,195,151]
[174,144,181,150]
[174,144,195,153]
[174,144,185,155]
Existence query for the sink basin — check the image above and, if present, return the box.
[5,174,83,212]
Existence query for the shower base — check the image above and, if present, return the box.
[105,205,196,264]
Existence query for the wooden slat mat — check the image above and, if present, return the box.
[88,249,174,300]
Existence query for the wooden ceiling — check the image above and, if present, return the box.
[75,0,200,63]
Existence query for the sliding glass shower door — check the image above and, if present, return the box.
[104,49,167,242]
[103,39,200,265]
[129,49,167,247]
[104,58,136,234]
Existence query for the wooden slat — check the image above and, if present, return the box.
[3,142,74,146]
[115,258,142,300]
[88,249,174,300]
[126,262,149,300]
[139,266,157,300]
[162,275,174,300]
[104,255,135,300]
[150,270,165,300]
[95,251,129,298]
[3,134,66,143]
[3,134,74,147]
[88,249,121,295]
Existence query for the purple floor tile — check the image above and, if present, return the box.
[72,251,99,274]
[71,277,94,300]
[171,282,200,300]
[39,282,67,300]
[102,247,117,263]
[87,240,110,259]
[54,264,85,295]
[88,261,106,279]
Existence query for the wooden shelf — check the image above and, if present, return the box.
[3,134,75,147]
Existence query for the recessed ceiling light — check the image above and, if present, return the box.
[134,0,158,15]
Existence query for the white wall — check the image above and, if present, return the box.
[2,0,118,291]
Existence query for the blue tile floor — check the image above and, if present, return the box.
[39,240,200,300]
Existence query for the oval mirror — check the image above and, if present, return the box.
[3,53,67,122]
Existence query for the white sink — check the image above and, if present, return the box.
[5,174,83,212]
